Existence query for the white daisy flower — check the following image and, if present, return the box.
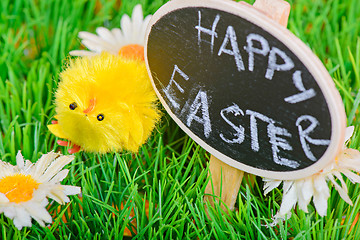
[70,4,151,60]
[264,126,360,225]
[0,151,81,230]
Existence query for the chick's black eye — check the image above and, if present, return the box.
[97,114,104,121]
[69,102,77,110]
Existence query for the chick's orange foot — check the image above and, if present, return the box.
[57,140,81,154]
[48,120,82,154]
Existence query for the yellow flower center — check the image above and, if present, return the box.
[118,44,144,61]
[0,174,40,203]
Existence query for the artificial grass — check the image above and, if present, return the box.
[0,0,359,239]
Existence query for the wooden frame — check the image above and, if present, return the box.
[144,0,346,180]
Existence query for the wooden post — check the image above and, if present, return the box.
[204,155,244,211]
[204,0,290,212]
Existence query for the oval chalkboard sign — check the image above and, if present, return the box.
[145,0,346,179]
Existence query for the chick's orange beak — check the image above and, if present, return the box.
[83,98,96,114]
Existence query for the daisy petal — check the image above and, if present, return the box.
[296,180,308,212]
[279,182,297,216]
[47,185,74,204]
[263,179,281,195]
[63,185,81,195]
[81,39,105,53]
[71,4,151,56]
[23,160,34,172]
[13,207,32,230]
[0,151,80,230]
[78,31,104,44]
[69,50,97,57]
[47,191,67,204]
[120,14,132,43]
[313,177,329,216]
[328,173,352,205]
[2,206,16,219]
[24,202,52,225]
[39,155,74,182]
[31,216,45,227]
[313,190,328,216]
[301,178,314,202]
[0,193,9,203]
[33,151,59,178]
[16,151,25,170]
[111,28,124,43]
[131,4,144,38]
[96,27,117,44]
[314,176,329,196]
[265,130,360,223]
[341,169,360,183]
[283,181,293,194]
[142,15,152,33]
[344,126,355,144]
[50,169,69,183]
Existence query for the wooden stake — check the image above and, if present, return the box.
[204,0,290,212]
[204,155,244,211]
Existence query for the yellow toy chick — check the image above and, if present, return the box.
[48,51,160,154]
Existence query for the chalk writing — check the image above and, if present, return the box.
[219,104,245,144]
[147,6,334,172]
[218,26,245,71]
[220,106,300,169]
[268,123,300,168]
[195,11,220,53]
[296,115,331,161]
[186,89,212,138]
[284,71,316,103]
[246,109,273,152]
[265,47,294,80]
[196,13,297,82]
[163,64,189,109]
[245,33,270,72]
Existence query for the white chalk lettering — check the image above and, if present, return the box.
[186,90,212,138]
[296,115,331,161]
[163,65,189,109]
[284,71,316,104]
[265,47,294,80]
[268,123,300,168]
[218,26,245,71]
[245,33,270,72]
[219,104,245,144]
[195,11,220,53]
[246,110,273,152]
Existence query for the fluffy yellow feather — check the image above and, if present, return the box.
[48,52,160,154]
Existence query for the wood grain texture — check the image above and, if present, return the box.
[204,155,244,211]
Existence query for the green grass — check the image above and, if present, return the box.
[0,0,359,239]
